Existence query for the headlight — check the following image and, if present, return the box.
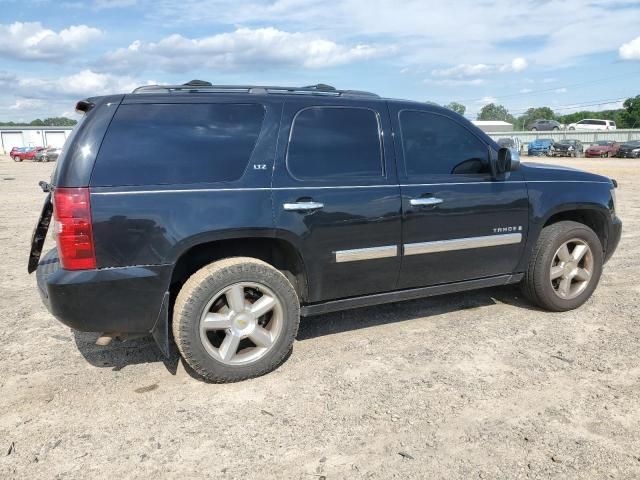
[632,148,640,153]
[568,146,574,150]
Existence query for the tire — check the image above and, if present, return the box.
[531,127,537,131]
[553,126,559,131]
[522,221,603,312]
[569,127,575,131]
[173,257,300,382]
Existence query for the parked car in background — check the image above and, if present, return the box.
[10,147,26,161]
[529,119,563,131]
[551,139,583,157]
[616,141,640,158]
[497,137,522,153]
[567,119,616,131]
[12,146,45,161]
[585,141,620,158]
[34,147,62,162]
[528,138,555,156]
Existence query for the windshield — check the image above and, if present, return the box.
[594,141,613,146]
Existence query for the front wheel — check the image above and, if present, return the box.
[522,221,603,311]
[173,257,300,382]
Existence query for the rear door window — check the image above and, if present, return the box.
[91,103,265,186]
[286,106,383,180]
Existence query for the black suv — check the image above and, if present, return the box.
[29,82,622,382]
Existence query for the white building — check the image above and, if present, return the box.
[471,120,514,133]
[1,126,74,154]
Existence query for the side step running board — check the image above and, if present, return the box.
[300,274,524,317]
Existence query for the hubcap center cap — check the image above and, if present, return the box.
[232,313,254,333]
[563,261,576,275]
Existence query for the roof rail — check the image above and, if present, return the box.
[131,82,379,98]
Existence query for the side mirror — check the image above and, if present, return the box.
[494,147,512,175]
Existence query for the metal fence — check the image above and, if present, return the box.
[486,129,640,146]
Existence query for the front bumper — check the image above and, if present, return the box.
[528,149,551,156]
[36,248,172,333]
[605,216,622,263]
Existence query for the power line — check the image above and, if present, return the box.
[509,97,628,116]
[456,70,640,104]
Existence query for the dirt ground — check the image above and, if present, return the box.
[0,154,639,479]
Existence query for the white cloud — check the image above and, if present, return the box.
[0,69,143,99]
[426,78,485,87]
[431,57,527,78]
[8,98,45,110]
[501,57,528,72]
[0,22,102,61]
[620,36,640,60]
[554,88,567,93]
[140,0,640,67]
[477,96,497,105]
[95,0,138,7]
[519,88,532,93]
[101,27,394,73]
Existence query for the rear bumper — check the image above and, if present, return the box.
[36,248,172,333]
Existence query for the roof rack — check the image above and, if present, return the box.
[131,81,379,98]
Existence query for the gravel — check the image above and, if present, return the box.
[0,155,639,479]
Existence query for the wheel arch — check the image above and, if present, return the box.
[540,205,610,254]
[169,233,309,304]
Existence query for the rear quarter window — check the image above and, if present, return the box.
[91,103,265,186]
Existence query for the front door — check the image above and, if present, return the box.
[272,98,401,303]
[389,104,529,289]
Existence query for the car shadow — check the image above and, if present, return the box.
[73,331,180,374]
[296,284,539,340]
[72,284,539,375]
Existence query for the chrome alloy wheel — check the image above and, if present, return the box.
[549,238,594,300]
[199,282,283,366]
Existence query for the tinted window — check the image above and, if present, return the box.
[399,110,489,176]
[594,120,606,125]
[287,107,382,179]
[92,103,265,186]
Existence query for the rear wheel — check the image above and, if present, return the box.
[522,221,603,311]
[173,257,300,382]
[531,127,537,131]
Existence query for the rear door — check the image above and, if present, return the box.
[272,98,401,302]
[389,104,529,289]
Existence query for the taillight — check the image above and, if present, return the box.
[53,187,96,270]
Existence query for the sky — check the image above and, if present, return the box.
[1,0,639,122]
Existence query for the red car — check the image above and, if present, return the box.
[11,146,45,162]
[585,141,619,158]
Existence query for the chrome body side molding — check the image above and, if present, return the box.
[404,233,522,256]
[335,245,398,263]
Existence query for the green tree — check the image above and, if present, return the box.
[43,117,77,126]
[620,95,640,129]
[477,103,515,124]
[444,102,466,115]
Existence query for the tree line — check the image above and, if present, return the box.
[444,95,640,129]
[0,117,78,127]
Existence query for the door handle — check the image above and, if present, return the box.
[410,197,443,207]
[283,201,324,212]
